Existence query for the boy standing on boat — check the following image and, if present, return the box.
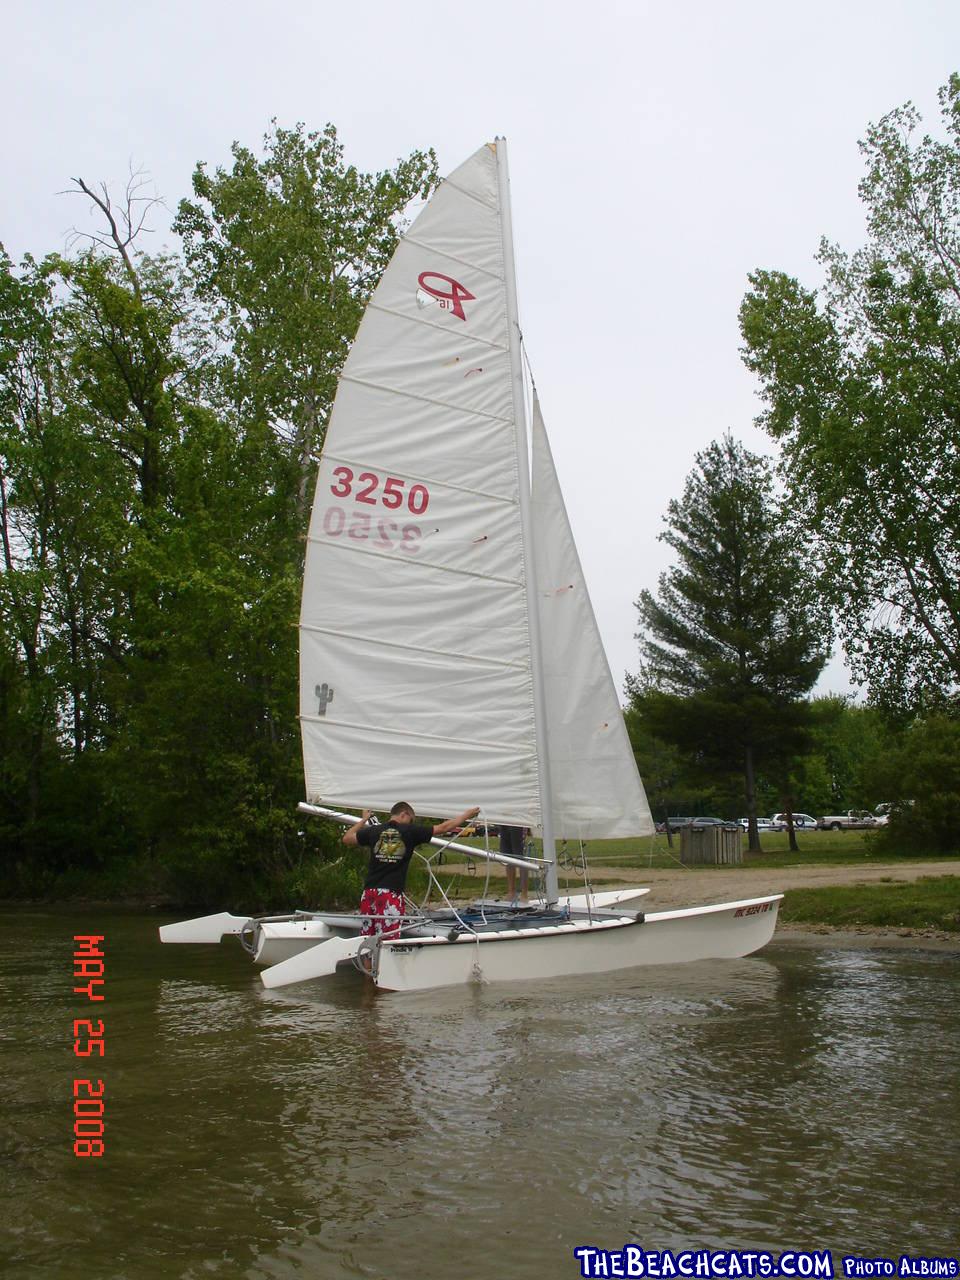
[343,801,480,938]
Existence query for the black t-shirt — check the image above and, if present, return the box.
[357,820,435,893]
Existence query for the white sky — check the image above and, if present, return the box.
[4,0,957,700]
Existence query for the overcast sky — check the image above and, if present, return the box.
[4,0,957,698]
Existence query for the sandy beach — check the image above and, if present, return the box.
[573,856,960,905]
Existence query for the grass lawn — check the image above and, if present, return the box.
[416,867,960,934]
[780,876,960,932]
[448,829,960,871]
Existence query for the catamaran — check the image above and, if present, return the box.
[160,140,781,991]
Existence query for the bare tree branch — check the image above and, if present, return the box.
[62,167,167,292]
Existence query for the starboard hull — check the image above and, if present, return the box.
[370,895,781,992]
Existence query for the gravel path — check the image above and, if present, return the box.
[568,857,960,909]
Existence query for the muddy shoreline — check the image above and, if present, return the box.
[770,922,960,951]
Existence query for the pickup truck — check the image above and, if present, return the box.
[817,810,877,831]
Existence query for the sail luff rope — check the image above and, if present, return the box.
[495,138,559,901]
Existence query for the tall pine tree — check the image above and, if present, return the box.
[632,436,830,849]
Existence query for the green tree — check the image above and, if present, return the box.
[740,74,960,711]
[871,711,960,854]
[174,122,438,521]
[632,435,830,850]
[0,126,440,904]
[0,249,62,845]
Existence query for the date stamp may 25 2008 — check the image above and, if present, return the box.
[72,934,106,1158]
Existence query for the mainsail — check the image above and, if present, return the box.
[300,143,541,825]
[299,140,652,840]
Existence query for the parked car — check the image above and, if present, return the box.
[738,817,773,831]
[872,801,914,827]
[816,810,878,831]
[659,816,726,833]
[659,817,693,832]
[770,813,818,830]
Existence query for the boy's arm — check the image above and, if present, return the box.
[432,806,480,837]
[342,810,372,846]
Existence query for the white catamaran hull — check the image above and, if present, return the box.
[250,888,654,964]
[254,919,336,966]
[371,897,781,993]
[257,894,781,993]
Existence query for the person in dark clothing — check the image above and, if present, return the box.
[343,800,480,938]
[500,824,530,905]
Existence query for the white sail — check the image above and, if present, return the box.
[299,143,542,825]
[531,397,655,839]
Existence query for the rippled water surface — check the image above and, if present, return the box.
[2,909,958,1279]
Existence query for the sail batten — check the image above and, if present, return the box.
[300,624,528,670]
[315,457,518,506]
[336,374,513,424]
[364,303,510,351]
[398,235,506,280]
[302,717,539,754]
[427,177,499,212]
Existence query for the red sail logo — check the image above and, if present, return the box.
[417,271,475,321]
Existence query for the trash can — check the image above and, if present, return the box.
[680,824,742,866]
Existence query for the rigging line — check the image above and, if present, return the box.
[520,337,538,395]
[519,339,539,440]
[578,838,595,923]
[478,809,492,925]
[414,851,476,935]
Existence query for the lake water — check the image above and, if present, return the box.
[2,909,958,1279]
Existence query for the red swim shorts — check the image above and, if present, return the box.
[359,887,405,938]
